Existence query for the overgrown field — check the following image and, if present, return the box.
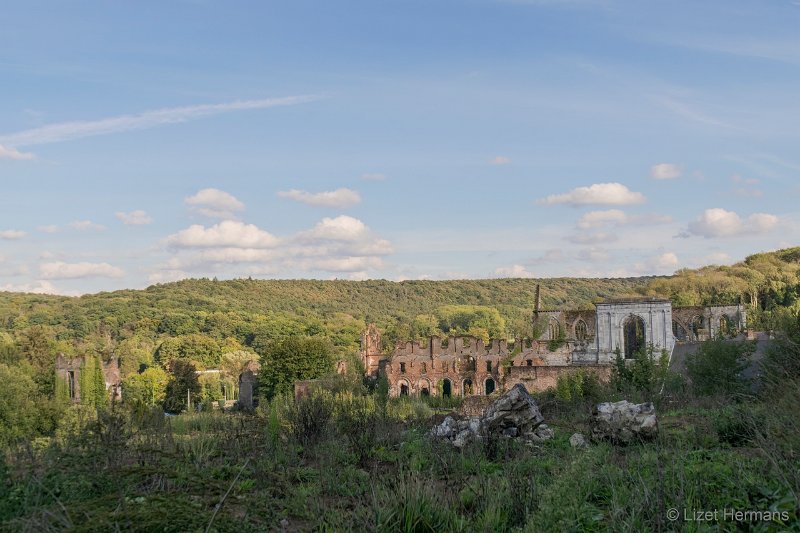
[2,342,798,532]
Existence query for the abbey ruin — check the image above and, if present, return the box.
[362,297,746,398]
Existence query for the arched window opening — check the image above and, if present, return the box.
[462,379,473,396]
[548,320,560,340]
[400,383,409,396]
[485,378,496,395]
[672,320,688,342]
[623,315,646,359]
[690,316,705,339]
[719,315,734,337]
[442,379,452,397]
[575,320,588,341]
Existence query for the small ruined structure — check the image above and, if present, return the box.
[54,353,122,402]
[363,294,747,398]
[236,360,261,410]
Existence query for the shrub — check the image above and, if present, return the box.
[686,339,754,397]
[288,390,334,447]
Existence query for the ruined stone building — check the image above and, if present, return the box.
[55,353,123,402]
[362,298,746,398]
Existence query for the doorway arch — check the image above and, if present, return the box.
[623,315,646,359]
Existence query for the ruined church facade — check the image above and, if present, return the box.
[362,298,746,398]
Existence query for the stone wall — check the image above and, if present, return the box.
[505,364,612,393]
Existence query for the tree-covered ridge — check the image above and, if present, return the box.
[644,247,800,314]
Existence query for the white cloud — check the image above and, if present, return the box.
[165,220,279,249]
[653,252,679,270]
[576,209,628,229]
[0,280,71,295]
[147,269,189,284]
[0,229,26,240]
[0,144,34,160]
[567,232,618,244]
[650,163,682,180]
[277,188,361,208]
[185,188,245,219]
[39,261,124,280]
[494,264,535,278]
[490,156,511,165]
[115,210,152,225]
[361,173,387,181]
[70,220,105,231]
[576,209,672,229]
[301,215,369,242]
[577,247,610,262]
[38,225,60,233]
[700,252,732,265]
[686,208,779,238]
[539,182,646,206]
[161,215,393,275]
[0,95,321,147]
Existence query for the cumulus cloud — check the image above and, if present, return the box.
[115,210,152,225]
[0,229,26,240]
[159,215,393,276]
[185,188,245,219]
[539,182,646,206]
[494,264,535,278]
[0,144,34,160]
[70,220,105,231]
[0,280,68,295]
[576,209,672,229]
[686,208,779,238]
[577,247,610,262]
[147,270,189,284]
[567,232,618,244]
[700,252,732,265]
[39,261,124,280]
[652,252,679,270]
[490,156,511,165]
[38,225,60,233]
[165,220,279,249]
[361,173,387,181]
[650,163,682,180]
[277,188,361,208]
[576,209,627,229]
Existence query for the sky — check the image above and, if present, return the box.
[1,0,799,295]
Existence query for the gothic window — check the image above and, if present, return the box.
[400,362,406,374]
[485,378,496,395]
[421,362,427,373]
[575,320,588,341]
[486,360,493,372]
[548,319,560,340]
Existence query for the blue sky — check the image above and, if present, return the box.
[1,0,799,295]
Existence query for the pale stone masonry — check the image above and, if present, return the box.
[364,298,747,398]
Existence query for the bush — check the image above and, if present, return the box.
[686,339,754,397]
[288,391,334,447]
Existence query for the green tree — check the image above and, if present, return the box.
[122,367,168,409]
[79,355,109,408]
[259,337,334,400]
[155,334,221,369]
[164,360,201,413]
[0,364,47,447]
[686,339,754,396]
